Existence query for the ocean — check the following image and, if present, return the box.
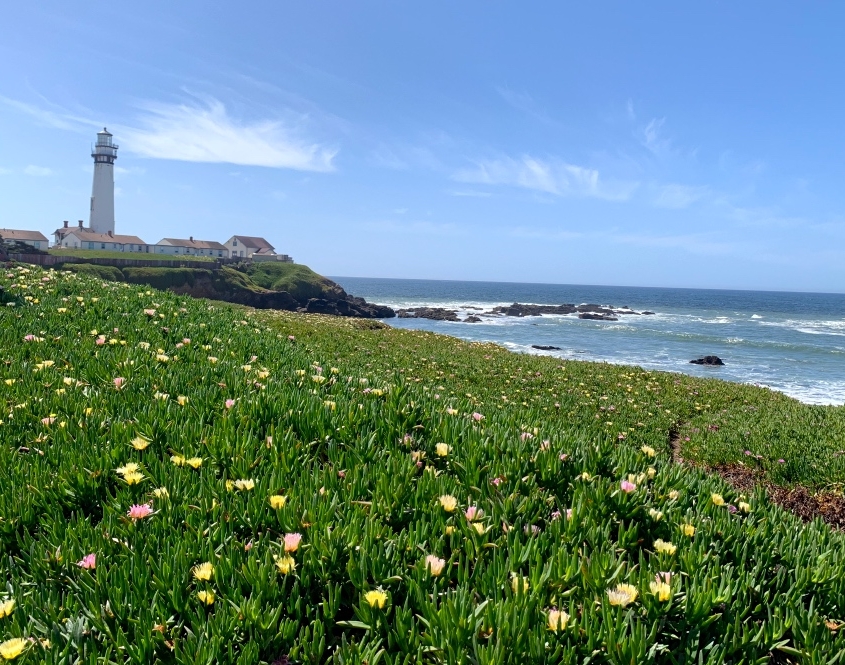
[330,277,845,406]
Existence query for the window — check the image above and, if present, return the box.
[233,239,238,246]
[101,243,106,249]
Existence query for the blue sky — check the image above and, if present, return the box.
[1,2,844,292]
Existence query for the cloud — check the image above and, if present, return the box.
[118,99,337,171]
[453,155,637,201]
[448,190,492,198]
[639,117,673,156]
[24,165,52,176]
[0,167,11,175]
[496,86,556,126]
[0,96,95,132]
[369,145,409,170]
[653,183,709,209]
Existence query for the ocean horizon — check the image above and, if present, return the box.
[331,276,845,406]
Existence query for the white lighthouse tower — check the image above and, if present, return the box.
[89,128,118,234]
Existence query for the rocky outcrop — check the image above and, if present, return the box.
[690,356,725,366]
[532,345,561,350]
[302,296,395,318]
[491,302,645,318]
[579,312,618,321]
[464,315,482,323]
[397,308,460,321]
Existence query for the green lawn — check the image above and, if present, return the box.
[49,249,218,262]
[1,265,844,663]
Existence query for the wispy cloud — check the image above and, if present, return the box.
[652,183,709,209]
[369,144,409,170]
[639,117,673,156]
[448,189,492,198]
[118,98,337,171]
[0,96,96,132]
[24,165,53,176]
[496,86,557,126]
[453,155,638,201]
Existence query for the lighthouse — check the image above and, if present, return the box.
[89,128,118,234]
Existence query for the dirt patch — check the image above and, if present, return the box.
[716,464,845,530]
[670,433,845,530]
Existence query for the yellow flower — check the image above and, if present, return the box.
[510,573,529,594]
[607,583,638,607]
[640,445,656,457]
[311,375,326,384]
[445,526,456,535]
[681,523,696,537]
[654,539,677,555]
[274,554,296,575]
[648,508,663,521]
[156,354,170,363]
[152,487,169,499]
[738,501,751,513]
[647,467,656,479]
[435,443,450,457]
[177,395,188,406]
[186,457,203,469]
[439,495,457,512]
[649,580,672,601]
[233,479,255,491]
[711,493,725,507]
[192,562,214,581]
[3,379,14,386]
[668,490,680,501]
[115,462,139,476]
[547,608,569,632]
[324,400,336,411]
[295,369,306,377]
[122,471,145,485]
[171,455,186,466]
[472,522,486,535]
[446,408,458,415]
[269,495,287,509]
[208,356,218,364]
[0,638,28,660]
[131,436,150,451]
[0,599,14,618]
[364,589,388,609]
[242,364,252,372]
[197,590,215,605]
[256,370,270,380]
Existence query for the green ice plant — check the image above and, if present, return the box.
[0,264,844,663]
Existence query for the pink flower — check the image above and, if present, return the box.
[551,510,562,520]
[520,432,534,441]
[113,377,125,389]
[559,453,569,461]
[471,412,484,421]
[620,480,637,493]
[250,355,258,363]
[654,571,672,584]
[283,532,302,552]
[175,343,183,349]
[182,338,191,345]
[143,309,156,316]
[540,440,550,451]
[490,477,503,487]
[127,503,153,520]
[77,553,96,569]
[23,334,36,342]
[244,540,254,552]
[337,470,346,478]
[95,337,106,346]
[41,417,55,426]
[465,506,483,521]
[288,335,295,341]
[566,508,573,520]
[225,399,235,409]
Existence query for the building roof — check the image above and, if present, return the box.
[254,247,276,255]
[230,235,275,251]
[65,230,146,245]
[0,229,49,242]
[159,238,227,251]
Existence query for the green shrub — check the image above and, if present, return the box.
[245,262,345,300]
[65,263,124,281]
[122,267,214,289]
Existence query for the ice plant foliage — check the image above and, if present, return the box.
[0,266,844,660]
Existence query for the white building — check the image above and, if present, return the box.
[224,235,276,259]
[90,128,118,235]
[0,229,49,251]
[155,237,229,257]
[58,229,148,253]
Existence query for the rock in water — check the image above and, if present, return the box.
[464,315,482,323]
[690,356,725,366]
[578,312,618,321]
[531,345,561,350]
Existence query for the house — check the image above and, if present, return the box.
[0,228,50,251]
[53,220,91,247]
[59,229,148,253]
[224,235,275,259]
[155,237,229,258]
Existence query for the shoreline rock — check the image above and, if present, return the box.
[690,356,725,366]
[531,344,561,350]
